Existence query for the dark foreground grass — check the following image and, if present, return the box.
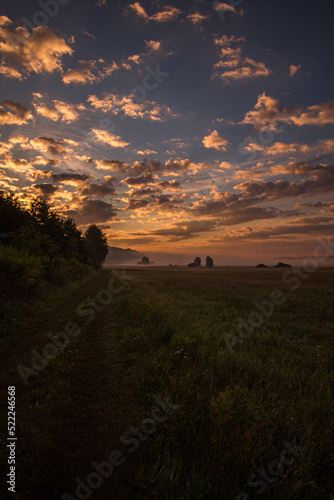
[0,267,333,499]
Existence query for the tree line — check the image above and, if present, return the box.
[0,192,108,296]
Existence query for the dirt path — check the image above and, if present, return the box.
[0,271,140,499]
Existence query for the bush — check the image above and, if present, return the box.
[0,246,43,295]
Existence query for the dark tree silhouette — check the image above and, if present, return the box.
[206,256,214,268]
[83,224,108,270]
[138,256,150,264]
[194,257,201,267]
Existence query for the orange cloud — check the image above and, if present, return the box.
[33,97,81,122]
[289,64,301,76]
[91,129,130,148]
[187,12,211,25]
[202,130,230,151]
[0,17,73,79]
[242,92,334,130]
[88,93,176,122]
[151,6,182,22]
[213,2,244,18]
[212,35,271,84]
[128,3,181,22]
[29,136,68,155]
[0,100,33,125]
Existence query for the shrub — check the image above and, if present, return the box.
[0,245,43,295]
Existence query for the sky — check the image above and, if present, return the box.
[0,0,334,266]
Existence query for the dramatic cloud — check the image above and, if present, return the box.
[212,35,271,84]
[88,93,176,122]
[0,17,73,79]
[242,93,334,130]
[234,164,334,201]
[91,129,129,148]
[65,197,116,224]
[202,130,230,151]
[0,99,33,125]
[33,182,59,199]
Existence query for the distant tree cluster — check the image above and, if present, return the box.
[188,256,214,268]
[0,192,108,296]
[138,256,150,265]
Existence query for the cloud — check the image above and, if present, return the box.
[0,100,33,125]
[0,155,36,178]
[289,64,301,76]
[33,97,81,122]
[137,149,158,156]
[212,35,271,84]
[65,197,117,224]
[263,141,311,156]
[234,164,334,201]
[202,130,230,151]
[96,159,131,172]
[150,219,218,241]
[128,3,181,22]
[43,171,91,185]
[0,17,73,79]
[29,136,67,155]
[81,182,116,197]
[151,6,182,22]
[126,187,158,197]
[144,40,161,52]
[213,1,244,17]
[158,180,180,189]
[128,2,149,20]
[96,0,107,7]
[91,129,129,148]
[242,92,334,130]
[62,59,118,84]
[33,182,59,199]
[218,222,334,242]
[62,60,97,84]
[187,12,211,25]
[292,101,334,126]
[88,93,176,122]
[122,174,154,186]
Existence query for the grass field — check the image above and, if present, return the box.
[0,267,333,499]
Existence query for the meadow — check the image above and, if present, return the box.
[0,267,333,499]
